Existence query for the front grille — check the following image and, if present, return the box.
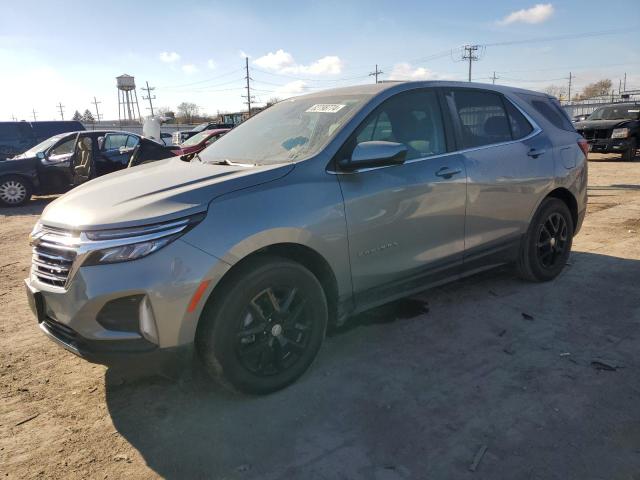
[579,128,611,140]
[32,227,78,288]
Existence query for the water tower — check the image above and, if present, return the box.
[116,74,142,125]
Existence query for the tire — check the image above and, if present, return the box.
[196,256,328,394]
[621,138,637,162]
[0,175,32,207]
[516,198,574,282]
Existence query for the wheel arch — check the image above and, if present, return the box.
[545,187,578,230]
[196,242,341,337]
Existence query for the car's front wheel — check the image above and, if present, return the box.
[196,256,328,394]
[622,138,637,162]
[0,175,32,207]
[516,198,574,282]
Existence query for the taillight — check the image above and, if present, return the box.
[578,138,589,158]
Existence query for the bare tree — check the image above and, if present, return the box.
[177,102,199,123]
[543,84,568,101]
[576,79,613,100]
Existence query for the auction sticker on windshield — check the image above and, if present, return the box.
[306,104,346,113]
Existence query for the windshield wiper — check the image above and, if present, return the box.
[210,158,255,167]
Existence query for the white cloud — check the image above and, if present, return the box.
[207,59,216,70]
[498,3,554,25]
[253,50,343,75]
[254,49,295,71]
[159,51,180,63]
[273,80,308,98]
[389,63,437,80]
[182,64,198,75]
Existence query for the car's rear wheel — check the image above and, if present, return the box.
[516,198,574,282]
[196,256,328,394]
[0,175,32,207]
[622,138,637,162]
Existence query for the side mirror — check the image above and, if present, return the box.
[339,141,407,171]
[36,152,46,160]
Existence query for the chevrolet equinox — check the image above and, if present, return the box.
[25,81,588,394]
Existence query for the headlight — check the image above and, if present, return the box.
[611,128,630,139]
[82,213,205,265]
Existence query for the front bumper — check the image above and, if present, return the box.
[586,138,634,153]
[25,238,230,364]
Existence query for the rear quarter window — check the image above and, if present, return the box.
[519,94,575,132]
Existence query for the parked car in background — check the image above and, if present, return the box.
[25,81,587,394]
[160,132,174,146]
[575,103,639,161]
[170,128,230,159]
[0,121,84,160]
[572,113,590,123]
[172,121,235,144]
[0,130,178,206]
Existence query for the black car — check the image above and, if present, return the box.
[0,130,178,206]
[575,103,639,161]
[0,121,85,160]
[171,121,235,144]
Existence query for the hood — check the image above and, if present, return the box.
[41,157,294,230]
[575,119,632,130]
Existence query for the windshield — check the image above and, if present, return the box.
[182,130,215,147]
[589,105,640,120]
[21,134,66,157]
[191,123,209,132]
[199,94,369,165]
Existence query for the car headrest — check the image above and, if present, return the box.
[484,115,510,137]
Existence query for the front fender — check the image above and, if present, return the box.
[181,164,352,301]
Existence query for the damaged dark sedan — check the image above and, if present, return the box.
[0,130,178,206]
[575,103,639,161]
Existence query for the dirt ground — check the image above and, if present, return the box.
[1,154,640,480]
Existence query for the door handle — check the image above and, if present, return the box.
[435,166,462,179]
[527,148,546,158]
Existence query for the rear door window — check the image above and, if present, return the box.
[104,134,128,150]
[504,100,534,139]
[450,90,511,148]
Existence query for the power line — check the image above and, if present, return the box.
[141,81,156,116]
[57,102,65,120]
[157,68,245,89]
[480,27,636,48]
[462,45,480,82]
[91,97,102,122]
[369,64,383,83]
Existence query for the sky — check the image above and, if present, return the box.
[0,0,638,121]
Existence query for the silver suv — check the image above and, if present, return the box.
[25,82,588,394]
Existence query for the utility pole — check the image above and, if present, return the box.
[91,97,102,122]
[567,72,573,103]
[243,57,254,117]
[490,71,499,85]
[11,114,17,121]
[369,64,383,84]
[57,102,65,120]
[462,45,480,82]
[623,72,627,92]
[32,109,37,121]
[141,81,156,117]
